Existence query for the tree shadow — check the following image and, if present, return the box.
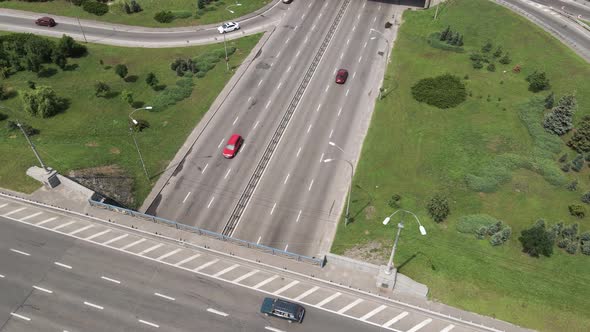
[1,89,18,100]
[37,67,58,78]
[103,65,112,70]
[104,91,120,99]
[125,75,138,83]
[131,101,144,108]
[396,251,437,273]
[64,63,79,71]
[154,84,167,91]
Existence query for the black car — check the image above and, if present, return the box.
[260,298,305,323]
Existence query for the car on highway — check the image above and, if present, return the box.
[260,298,305,323]
[35,17,56,27]
[218,22,240,34]
[223,134,243,158]
[282,0,293,3]
[335,69,348,84]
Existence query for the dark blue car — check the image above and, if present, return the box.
[260,298,305,323]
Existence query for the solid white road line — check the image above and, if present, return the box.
[193,259,219,272]
[139,243,163,255]
[53,221,77,231]
[337,298,363,314]
[36,217,57,226]
[10,313,31,321]
[201,163,209,174]
[207,197,215,208]
[233,269,259,283]
[20,212,42,221]
[84,301,104,310]
[174,253,200,266]
[407,318,432,332]
[283,173,290,184]
[253,275,279,289]
[182,192,191,203]
[440,324,455,332]
[4,207,25,216]
[224,168,232,179]
[273,280,299,295]
[207,308,229,317]
[213,264,239,277]
[296,210,302,223]
[10,248,30,256]
[33,285,53,294]
[382,311,408,328]
[85,229,111,241]
[69,225,94,235]
[156,249,182,261]
[120,238,146,250]
[265,327,285,332]
[138,319,159,328]
[102,234,128,246]
[293,286,319,301]
[154,292,175,301]
[54,262,72,269]
[101,276,121,284]
[360,305,387,321]
[270,202,277,215]
[316,292,341,307]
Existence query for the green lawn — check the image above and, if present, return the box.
[331,1,590,331]
[0,0,271,27]
[0,32,261,207]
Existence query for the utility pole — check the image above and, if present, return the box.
[17,120,49,172]
[130,127,149,180]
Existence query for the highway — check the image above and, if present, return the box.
[0,216,380,332]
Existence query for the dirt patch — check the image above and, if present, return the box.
[85,142,99,147]
[364,205,376,220]
[68,165,134,207]
[342,241,387,265]
[109,147,120,154]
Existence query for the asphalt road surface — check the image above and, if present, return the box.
[0,216,382,332]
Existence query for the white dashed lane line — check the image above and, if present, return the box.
[154,293,175,301]
[83,301,104,310]
[207,308,229,317]
[33,285,53,294]
[10,313,31,321]
[10,248,30,256]
[54,262,72,269]
[265,327,285,332]
[101,276,121,284]
[139,319,160,328]
[182,192,191,203]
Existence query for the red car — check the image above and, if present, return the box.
[223,134,243,158]
[35,17,56,27]
[335,69,348,84]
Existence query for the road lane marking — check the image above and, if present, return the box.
[213,264,239,277]
[193,259,219,272]
[316,292,341,307]
[294,286,319,301]
[270,202,277,215]
[53,221,77,231]
[277,82,282,90]
[363,41,367,48]
[10,249,30,256]
[4,207,25,216]
[308,179,314,191]
[360,305,387,321]
[101,276,121,284]
[316,103,322,112]
[247,96,252,103]
[265,100,271,109]
[296,50,300,57]
[154,292,175,301]
[218,139,225,149]
[0,203,7,208]
[0,274,4,278]
[440,324,455,332]
[36,217,57,225]
[265,327,285,332]
[329,129,334,138]
[20,212,42,221]
[353,25,356,32]
[258,80,263,87]
[202,163,209,174]
[182,192,191,203]
[156,248,182,261]
[358,55,362,63]
[69,225,94,235]
[353,71,356,79]
[207,308,229,317]
[10,313,31,321]
[54,262,72,269]
[307,124,312,133]
[296,147,302,157]
[33,285,53,294]
[139,243,163,255]
[382,312,408,328]
[273,280,299,295]
[285,37,290,44]
[121,238,146,250]
[373,16,377,22]
[312,24,316,31]
[174,253,200,266]
[257,236,262,244]
[232,116,239,126]
[346,38,350,45]
[284,244,289,251]
[277,50,281,58]
[207,197,215,208]
[287,65,292,73]
[319,152,324,163]
[102,234,128,246]
[346,89,350,96]
[233,269,259,283]
[139,319,159,328]
[340,52,344,60]
[304,36,309,43]
[337,298,363,314]
[224,168,232,179]
[84,301,104,310]
[254,120,260,129]
[283,173,290,184]
[338,107,342,117]
[253,275,279,289]
[296,210,302,223]
[85,229,111,241]
[407,318,432,332]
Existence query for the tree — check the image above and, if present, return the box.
[568,116,590,152]
[544,92,555,109]
[114,64,128,79]
[51,47,67,70]
[426,194,450,223]
[543,105,574,136]
[493,46,503,58]
[57,34,86,57]
[123,2,131,14]
[130,0,142,13]
[526,71,550,92]
[145,72,159,89]
[450,33,460,46]
[0,84,8,100]
[499,53,511,64]
[481,41,493,53]
[487,63,496,72]
[518,220,554,257]
[121,89,133,105]
[21,85,63,118]
[569,204,586,218]
[95,81,110,97]
[154,10,174,23]
[456,35,464,47]
[557,93,577,110]
[198,0,206,10]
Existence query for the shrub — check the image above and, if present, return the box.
[427,33,464,52]
[571,155,584,172]
[567,116,590,152]
[518,220,554,257]
[130,0,142,13]
[486,63,495,72]
[150,78,194,110]
[426,194,450,223]
[581,242,590,255]
[499,53,511,64]
[567,180,578,191]
[387,194,401,209]
[566,242,578,254]
[131,119,150,132]
[583,192,590,204]
[95,81,110,97]
[543,105,574,136]
[121,89,133,105]
[561,223,579,240]
[581,232,590,242]
[411,74,467,109]
[568,204,586,218]
[558,153,567,163]
[58,34,87,57]
[475,226,488,239]
[154,10,174,23]
[0,85,7,100]
[544,92,555,109]
[526,71,550,92]
[27,81,36,89]
[557,237,571,248]
[171,10,192,19]
[82,1,109,16]
[21,86,64,118]
[561,163,570,172]
[493,46,503,58]
[114,64,128,79]
[490,232,504,246]
[481,41,493,53]
[472,60,483,69]
[7,121,39,136]
[71,0,85,5]
[486,221,503,236]
[145,72,159,89]
[500,226,512,242]
[0,113,7,121]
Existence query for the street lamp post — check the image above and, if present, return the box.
[370,28,391,64]
[223,3,242,72]
[324,141,353,227]
[382,209,426,275]
[128,106,153,180]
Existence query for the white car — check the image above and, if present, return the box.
[218,22,240,34]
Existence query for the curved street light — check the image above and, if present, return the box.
[382,209,426,275]
[222,3,242,71]
[370,28,391,64]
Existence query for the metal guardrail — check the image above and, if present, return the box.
[88,199,325,267]
[223,0,352,236]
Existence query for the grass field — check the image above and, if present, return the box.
[0,0,270,27]
[0,32,261,207]
[331,1,590,331]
